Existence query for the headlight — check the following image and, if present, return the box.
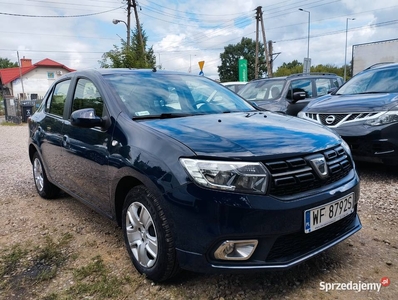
[366,110,398,126]
[180,158,269,194]
[340,139,352,157]
[297,111,305,119]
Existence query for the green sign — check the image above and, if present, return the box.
[238,58,248,82]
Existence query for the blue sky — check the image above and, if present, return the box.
[1,0,397,79]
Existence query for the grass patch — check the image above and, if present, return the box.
[0,233,73,297]
[65,256,124,299]
[0,244,29,281]
[0,120,22,126]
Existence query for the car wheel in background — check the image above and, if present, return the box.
[32,152,60,199]
[122,185,180,282]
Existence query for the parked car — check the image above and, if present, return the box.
[28,69,361,282]
[238,73,343,115]
[221,81,247,93]
[298,63,398,166]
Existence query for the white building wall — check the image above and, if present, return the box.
[11,67,71,99]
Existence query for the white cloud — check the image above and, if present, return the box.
[1,0,398,79]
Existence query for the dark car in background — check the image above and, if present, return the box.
[298,63,398,165]
[238,73,343,115]
[28,69,360,282]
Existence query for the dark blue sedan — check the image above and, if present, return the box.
[28,69,361,282]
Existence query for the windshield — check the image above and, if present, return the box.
[337,68,398,95]
[103,72,255,118]
[238,79,286,101]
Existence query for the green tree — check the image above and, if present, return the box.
[274,60,345,77]
[100,25,156,69]
[218,37,266,82]
[274,60,303,76]
[0,57,18,69]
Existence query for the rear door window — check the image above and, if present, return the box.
[315,78,332,97]
[46,80,71,117]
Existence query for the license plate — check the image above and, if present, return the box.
[304,193,354,233]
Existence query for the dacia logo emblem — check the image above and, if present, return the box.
[325,115,336,125]
[306,154,329,179]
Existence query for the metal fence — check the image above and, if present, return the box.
[1,97,43,124]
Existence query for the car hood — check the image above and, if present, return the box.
[142,112,341,158]
[305,93,398,113]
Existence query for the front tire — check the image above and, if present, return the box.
[122,185,180,282]
[32,152,60,199]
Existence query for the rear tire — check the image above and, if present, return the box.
[32,152,60,199]
[122,185,180,282]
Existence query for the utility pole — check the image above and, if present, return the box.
[255,7,260,79]
[259,8,271,78]
[126,0,131,49]
[254,7,272,78]
[16,51,25,100]
[131,0,145,56]
[268,40,273,77]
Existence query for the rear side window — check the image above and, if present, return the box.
[315,79,332,96]
[46,80,71,117]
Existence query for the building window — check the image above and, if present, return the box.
[47,72,55,79]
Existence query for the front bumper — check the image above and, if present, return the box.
[177,214,361,272]
[162,169,361,273]
[336,122,398,164]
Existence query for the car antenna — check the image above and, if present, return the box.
[152,67,157,72]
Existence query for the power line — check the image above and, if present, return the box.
[141,0,248,16]
[0,6,123,18]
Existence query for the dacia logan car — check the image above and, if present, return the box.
[28,69,361,282]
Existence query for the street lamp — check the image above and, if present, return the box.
[113,19,130,48]
[344,18,355,82]
[189,54,196,73]
[299,8,310,60]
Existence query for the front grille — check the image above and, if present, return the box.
[266,213,356,262]
[305,112,379,127]
[265,145,352,197]
[318,114,348,126]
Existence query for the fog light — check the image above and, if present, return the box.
[214,240,258,261]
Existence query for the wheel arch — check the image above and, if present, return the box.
[114,176,143,227]
[28,143,38,163]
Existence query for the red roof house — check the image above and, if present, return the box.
[0,58,75,100]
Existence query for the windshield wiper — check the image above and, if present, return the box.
[133,113,194,120]
[356,91,387,94]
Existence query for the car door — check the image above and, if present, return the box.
[285,79,314,116]
[38,79,71,186]
[60,77,113,215]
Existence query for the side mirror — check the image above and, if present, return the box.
[328,87,338,95]
[250,101,267,111]
[71,108,106,128]
[291,91,306,103]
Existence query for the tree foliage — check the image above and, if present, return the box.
[0,57,18,69]
[218,37,266,82]
[274,60,347,78]
[100,25,156,69]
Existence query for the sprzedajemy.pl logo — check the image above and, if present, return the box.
[320,277,390,293]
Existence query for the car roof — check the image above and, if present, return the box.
[67,68,195,77]
[362,62,398,71]
[249,72,341,83]
[221,81,247,85]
